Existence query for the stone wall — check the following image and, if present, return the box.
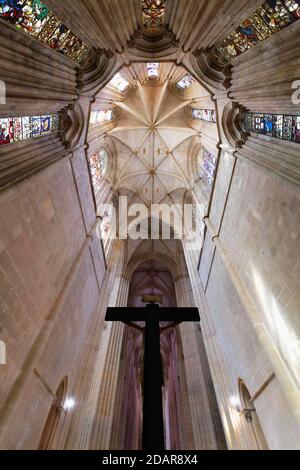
[0,150,107,449]
[196,150,300,449]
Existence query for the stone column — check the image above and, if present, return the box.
[174,271,227,449]
[183,240,260,449]
[87,259,130,449]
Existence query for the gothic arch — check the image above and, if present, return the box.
[38,377,68,450]
[238,379,269,451]
[125,250,180,283]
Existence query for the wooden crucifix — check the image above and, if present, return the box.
[105,299,200,450]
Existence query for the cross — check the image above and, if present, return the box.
[105,300,200,450]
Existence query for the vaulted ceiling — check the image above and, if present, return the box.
[96,63,206,208]
[90,62,210,294]
[109,83,198,206]
[46,0,264,55]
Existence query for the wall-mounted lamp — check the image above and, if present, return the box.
[242,408,255,423]
[64,397,76,411]
[229,396,255,422]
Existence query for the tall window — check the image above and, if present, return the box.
[90,110,115,125]
[142,0,167,33]
[245,112,300,143]
[147,63,159,78]
[0,0,89,64]
[192,109,217,123]
[88,148,108,193]
[199,149,217,186]
[109,73,129,93]
[211,0,300,63]
[198,149,217,199]
[0,113,60,145]
[176,74,195,90]
[100,209,113,239]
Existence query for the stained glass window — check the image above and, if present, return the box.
[199,149,217,186]
[211,0,300,63]
[0,113,59,145]
[109,73,129,93]
[147,62,159,78]
[142,0,167,33]
[90,110,115,125]
[192,109,217,123]
[0,0,90,64]
[99,205,115,241]
[88,148,108,192]
[101,210,111,237]
[245,112,300,143]
[176,74,195,90]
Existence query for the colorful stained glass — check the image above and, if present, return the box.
[0,113,59,145]
[147,62,159,78]
[90,110,115,125]
[142,0,167,33]
[199,149,217,186]
[292,116,300,142]
[285,0,300,18]
[0,0,90,64]
[109,73,129,93]
[211,0,300,63]
[192,109,217,123]
[245,112,300,143]
[176,74,195,90]
[89,148,108,191]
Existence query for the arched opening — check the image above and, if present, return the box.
[238,379,268,450]
[38,377,68,450]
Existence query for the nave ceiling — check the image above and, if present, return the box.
[90,62,211,296]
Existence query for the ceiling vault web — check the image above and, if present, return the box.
[94,63,207,212]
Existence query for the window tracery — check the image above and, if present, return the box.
[192,109,217,123]
[147,63,160,78]
[245,112,300,143]
[142,0,167,33]
[176,74,195,90]
[0,113,59,145]
[199,149,217,186]
[88,148,108,193]
[90,110,115,125]
[0,0,90,64]
[109,73,129,93]
[211,0,300,63]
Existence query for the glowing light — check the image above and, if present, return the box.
[109,73,129,93]
[229,395,241,410]
[251,267,300,389]
[64,397,76,411]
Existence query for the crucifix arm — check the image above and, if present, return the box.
[105,307,200,323]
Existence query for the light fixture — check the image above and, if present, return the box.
[229,395,256,422]
[244,409,255,423]
[64,397,76,411]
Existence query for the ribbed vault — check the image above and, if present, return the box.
[97,64,204,208]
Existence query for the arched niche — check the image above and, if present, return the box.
[38,377,68,450]
[238,379,269,450]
